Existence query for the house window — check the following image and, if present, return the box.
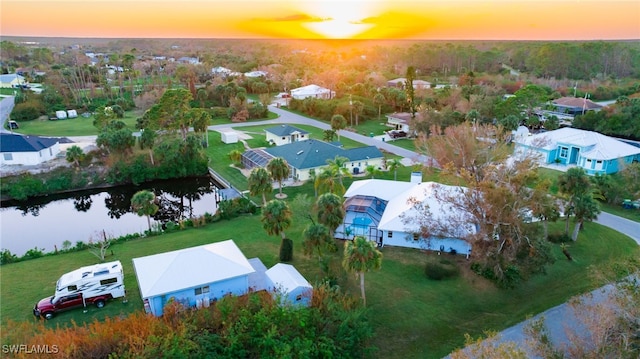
[413,233,420,241]
[559,147,568,158]
[195,286,210,295]
[296,294,302,301]
[596,160,602,164]
[387,231,393,238]
[282,137,286,140]
[100,277,117,285]
[49,148,53,156]
[3,153,12,161]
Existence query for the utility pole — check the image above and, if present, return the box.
[349,94,353,127]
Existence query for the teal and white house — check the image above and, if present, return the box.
[515,128,640,175]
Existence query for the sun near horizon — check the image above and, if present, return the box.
[1,1,639,40]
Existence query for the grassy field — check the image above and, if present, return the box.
[8,110,278,137]
[4,107,639,356]
[1,215,637,358]
[7,112,141,137]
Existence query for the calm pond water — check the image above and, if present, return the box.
[0,176,223,256]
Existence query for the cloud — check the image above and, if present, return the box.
[259,13,326,23]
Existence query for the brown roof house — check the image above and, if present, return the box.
[552,97,603,116]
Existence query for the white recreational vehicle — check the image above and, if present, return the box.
[33,261,126,319]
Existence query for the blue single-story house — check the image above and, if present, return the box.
[514,127,640,175]
[336,179,474,256]
[241,139,384,182]
[132,240,256,316]
[132,240,312,316]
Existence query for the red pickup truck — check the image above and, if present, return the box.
[33,293,112,320]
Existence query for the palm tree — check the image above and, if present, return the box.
[261,199,292,241]
[316,192,345,233]
[342,236,383,306]
[386,158,402,181]
[325,155,351,193]
[558,167,592,237]
[131,190,159,231]
[65,145,84,168]
[227,149,243,165]
[365,164,381,179]
[323,129,336,142]
[189,108,211,147]
[352,100,364,127]
[571,193,601,241]
[307,168,319,197]
[373,92,385,121]
[330,114,347,141]
[303,223,333,259]
[267,157,290,197]
[248,167,272,206]
[262,199,293,260]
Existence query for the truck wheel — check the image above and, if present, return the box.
[44,312,54,320]
[95,300,105,309]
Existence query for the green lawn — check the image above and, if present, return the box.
[8,112,141,137]
[9,110,278,137]
[1,216,637,359]
[4,108,639,357]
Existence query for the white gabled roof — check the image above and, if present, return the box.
[517,127,640,160]
[343,179,415,201]
[290,84,330,96]
[266,263,312,293]
[348,180,476,238]
[132,240,255,298]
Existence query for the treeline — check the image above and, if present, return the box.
[573,97,640,140]
[4,287,374,358]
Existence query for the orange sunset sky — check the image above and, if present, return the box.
[1,0,639,40]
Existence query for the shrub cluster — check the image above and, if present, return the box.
[3,285,375,358]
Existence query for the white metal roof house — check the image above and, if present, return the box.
[337,179,474,255]
[132,240,312,316]
[290,84,335,100]
[386,78,431,90]
[0,133,62,166]
[265,263,313,307]
[265,124,309,146]
[244,70,268,78]
[132,240,256,316]
[514,127,640,175]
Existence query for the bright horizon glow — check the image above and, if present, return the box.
[1,1,639,40]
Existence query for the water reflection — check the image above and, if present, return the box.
[0,176,222,256]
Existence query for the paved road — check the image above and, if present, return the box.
[595,211,640,244]
[0,95,15,133]
[446,211,639,358]
[209,105,431,165]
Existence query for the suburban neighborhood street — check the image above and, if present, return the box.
[208,104,430,165]
[4,98,639,358]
